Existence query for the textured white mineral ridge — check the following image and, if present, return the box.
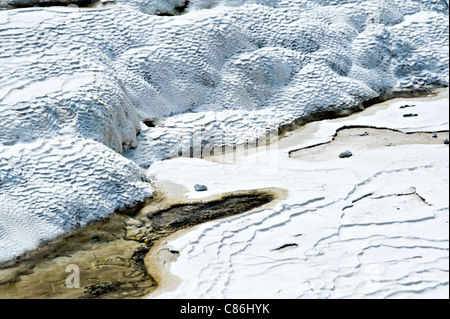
[0,0,449,289]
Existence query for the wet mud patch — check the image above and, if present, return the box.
[289,126,449,161]
[0,189,275,299]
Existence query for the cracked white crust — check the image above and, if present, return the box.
[147,92,449,299]
[0,1,449,264]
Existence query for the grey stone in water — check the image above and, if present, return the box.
[339,150,353,158]
[403,113,418,118]
[194,184,208,192]
[445,139,449,145]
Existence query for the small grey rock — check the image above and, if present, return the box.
[403,113,418,118]
[339,150,353,158]
[432,134,438,138]
[444,139,449,145]
[194,184,208,192]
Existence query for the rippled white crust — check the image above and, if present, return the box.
[0,1,448,263]
[0,136,154,264]
[149,91,449,299]
[121,0,449,167]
